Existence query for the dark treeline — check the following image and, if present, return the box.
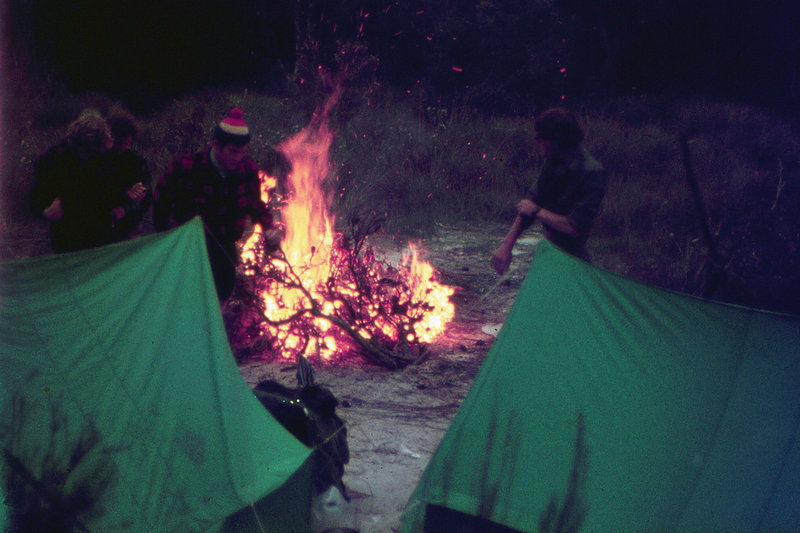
[5,0,800,113]
[304,0,800,112]
[5,0,297,108]
[558,0,800,108]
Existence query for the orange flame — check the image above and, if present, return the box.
[241,110,454,362]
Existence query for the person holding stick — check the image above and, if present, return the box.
[491,107,606,273]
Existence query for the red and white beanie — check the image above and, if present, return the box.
[218,108,249,137]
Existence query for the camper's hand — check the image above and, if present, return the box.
[43,197,64,221]
[491,248,512,275]
[126,182,147,203]
[111,206,126,221]
[516,199,540,217]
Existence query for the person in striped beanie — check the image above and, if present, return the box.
[154,108,284,301]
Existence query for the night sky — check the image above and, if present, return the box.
[5,0,799,114]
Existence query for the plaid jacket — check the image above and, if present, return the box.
[153,147,273,250]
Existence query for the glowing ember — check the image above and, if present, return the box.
[238,106,454,366]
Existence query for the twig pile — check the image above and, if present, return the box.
[226,219,448,369]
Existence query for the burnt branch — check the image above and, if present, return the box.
[227,229,446,368]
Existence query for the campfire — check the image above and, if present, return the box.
[228,101,455,368]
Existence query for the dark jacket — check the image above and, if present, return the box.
[30,140,117,252]
[104,147,152,242]
[526,147,606,259]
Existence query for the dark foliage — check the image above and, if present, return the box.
[556,0,800,112]
[6,0,296,110]
[6,0,798,114]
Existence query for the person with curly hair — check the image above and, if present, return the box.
[30,108,118,252]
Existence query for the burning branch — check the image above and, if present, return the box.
[231,227,451,368]
[227,91,454,367]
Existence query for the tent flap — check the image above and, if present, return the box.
[402,240,800,533]
[1,218,312,532]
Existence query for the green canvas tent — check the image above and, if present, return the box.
[402,240,800,533]
[0,218,312,532]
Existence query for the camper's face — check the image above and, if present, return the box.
[536,138,557,158]
[212,141,248,171]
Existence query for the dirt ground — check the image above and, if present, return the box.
[238,222,542,532]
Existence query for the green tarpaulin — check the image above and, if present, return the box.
[1,218,312,532]
[403,240,800,532]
